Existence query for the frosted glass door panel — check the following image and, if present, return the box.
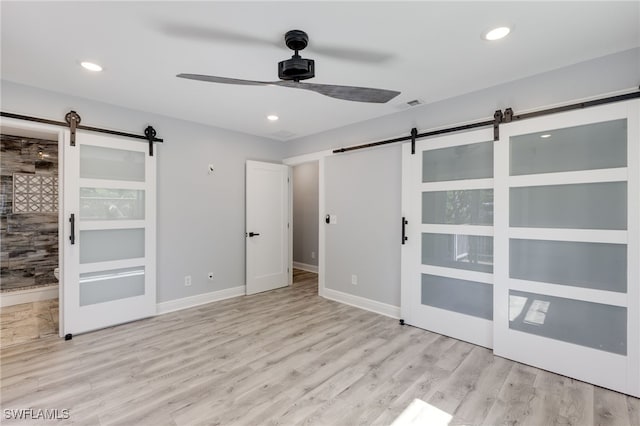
[80,188,145,220]
[80,145,145,182]
[510,182,627,229]
[422,141,493,182]
[422,233,493,273]
[509,290,626,355]
[79,267,145,306]
[79,228,145,264]
[510,119,627,176]
[510,239,626,292]
[422,189,493,225]
[422,274,493,320]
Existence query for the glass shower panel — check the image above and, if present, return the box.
[509,290,626,355]
[510,239,626,292]
[421,274,493,320]
[422,141,493,182]
[79,267,145,306]
[422,233,493,273]
[510,119,627,176]
[80,188,145,220]
[510,182,626,229]
[79,228,145,264]
[422,189,493,225]
[80,145,145,182]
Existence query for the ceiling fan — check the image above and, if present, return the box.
[177,30,401,104]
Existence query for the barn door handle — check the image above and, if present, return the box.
[401,217,408,245]
[248,232,260,237]
[69,213,76,245]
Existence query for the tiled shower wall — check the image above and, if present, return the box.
[1,134,59,292]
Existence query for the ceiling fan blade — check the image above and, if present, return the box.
[161,24,279,48]
[176,74,272,86]
[162,24,392,64]
[177,74,400,104]
[276,81,400,104]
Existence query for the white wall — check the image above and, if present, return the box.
[292,162,319,268]
[325,146,401,306]
[1,81,286,303]
[285,47,640,310]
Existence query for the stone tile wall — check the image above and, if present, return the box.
[1,134,59,291]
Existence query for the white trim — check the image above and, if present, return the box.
[625,99,640,396]
[421,224,493,236]
[509,278,628,307]
[509,228,627,244]
[323,288,400,319]
[282,150,333,165]
[420,178,493,192]
[508,168,627,188]
[282,150,330,299]
[79,220,146,231]
[0,285,59,307]
[79,178,145,191]
[156,286,246,315]
[293,261,318,273]
[415,128,494,151]
[420,265,493,285]
[78,258,145,274]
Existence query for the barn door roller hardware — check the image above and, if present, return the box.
[332,88,640,154]
[0,110,163,156]
[65,111,81,146]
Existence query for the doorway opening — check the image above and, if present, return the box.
[291,161,319,275]
[0,122,64,346]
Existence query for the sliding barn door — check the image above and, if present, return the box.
[401,128,495,348]
[494,100,639,396]
[63,131,156,336]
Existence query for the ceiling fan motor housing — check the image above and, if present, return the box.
[278,57,315,81]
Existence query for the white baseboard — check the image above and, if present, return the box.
[322,288,400,319]
[292,261,318,273]
[156,286,245,315]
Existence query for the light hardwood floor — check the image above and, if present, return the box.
[1,269,638,425]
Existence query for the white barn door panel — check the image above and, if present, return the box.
[494,100,639,397]
[63,131,157,336]
[401,128,495,348]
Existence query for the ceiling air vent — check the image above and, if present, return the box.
[407,99,422,107]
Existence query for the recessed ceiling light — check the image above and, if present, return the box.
[483,26,511,41]
[540,134,552,139]
[80,61,103,72]
[267,115,279,121]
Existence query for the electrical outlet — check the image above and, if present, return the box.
[351,274,358,285]
[311,251,316,259]
[207,272,214,281]
[184,275,192,286]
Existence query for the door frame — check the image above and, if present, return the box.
[0,117,67,336]
[283,150,332,296]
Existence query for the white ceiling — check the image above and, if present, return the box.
[1,1,638,141]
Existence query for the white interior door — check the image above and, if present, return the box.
[401,128,495,348]
[494,100,639,396]
[63,131,156,336]
[246,160,289,295]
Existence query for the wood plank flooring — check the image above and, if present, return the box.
[1,269,638,425]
